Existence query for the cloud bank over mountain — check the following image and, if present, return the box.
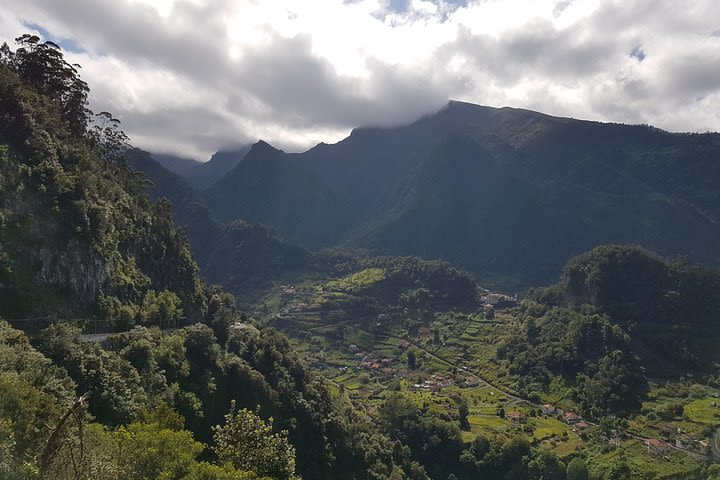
[2,0,719,159]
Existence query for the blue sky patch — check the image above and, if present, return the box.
[388,0,470,13]
[22,22,85,54]
[630,45,646,62]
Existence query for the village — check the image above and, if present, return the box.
[257,276,719,478]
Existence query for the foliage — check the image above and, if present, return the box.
[497,303,647,416]
[0,36,202,320]
[565,457,589,480]
[534,244,720,372]
[213,402,296,480]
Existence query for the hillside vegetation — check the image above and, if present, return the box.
[193,101,720,290]
[3,34,720,480]
[0,36,432,480]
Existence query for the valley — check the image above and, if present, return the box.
[238,258,720,479]
[2,33,720,480]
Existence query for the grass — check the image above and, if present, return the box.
[345,327,376,350]
[326,268,386,293]
[532,417,568,441]
[683,398,720,425]
[542,432,584,457]
[587,439,703,479]
[468,415,509,432]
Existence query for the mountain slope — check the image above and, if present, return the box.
[0,58,201,317]
[125,149,224,266]
[203,100,720,289]
[186,145,252,190]
[203,220,309,291]
[352,135,720,287]
[152,152,201,176]
[204,141,353,248]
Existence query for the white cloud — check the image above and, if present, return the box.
[2,0,719,160]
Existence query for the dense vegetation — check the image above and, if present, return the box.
[0,35,201,321]
[0,36,426,480]
[535,245,720,372]
[2,318,448,479]
[3,34,720,480]
[496,245,720,417]
[498,303,648,417]
[188,101,720,290]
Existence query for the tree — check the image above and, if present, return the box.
[578,350,647,417]
[527,451,565,480]
[5,35,90,137]
[212,402,296,480]
[407,349,417,370]
[458,401,470,431]
[140,290,182,328]
[566,457,588,480]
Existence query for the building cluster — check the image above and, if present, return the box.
[280,285,296,297]
[539,404,590,432]
[644,438,673,456]
[651,422,710,454]
[412,373,456,392]
[479,292,518,309]
[357,354,397,375]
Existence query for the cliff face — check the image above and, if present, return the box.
[0,58,201,318]
[36,241,110,302]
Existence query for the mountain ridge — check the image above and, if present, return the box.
[194,101,720,289]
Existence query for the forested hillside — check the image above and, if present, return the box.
[3,32,720,480]
[204,141,352,248]
[198,101,720,290]
[0,36,429,480]
[0,36,202,320]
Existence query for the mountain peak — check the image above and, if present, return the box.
[251,139,282,153]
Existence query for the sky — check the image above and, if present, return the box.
[1,0,719,160]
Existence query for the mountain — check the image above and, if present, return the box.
[204,141,354,248]
[150,145,252,191]
[126,148,316,291]
[202,101,720,290]
[185,144,252,190]
[125,149,224,266]
[203,220,309,292]
[152,152,201,176]
[0,35,437,480]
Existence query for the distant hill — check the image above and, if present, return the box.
[185,145,252,190]
[203,141,354,248]
[200,101,720,290]
[531,244,720,375]
[126,149,224,266]
[152,152,202,176]
[150,145,252,191]
[126,148,315,290]
[203,220,309,292]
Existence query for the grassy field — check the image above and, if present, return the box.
[325,268,386,292]
[684,398,720,425]
[587,439,703,479]
[532,417,569,441]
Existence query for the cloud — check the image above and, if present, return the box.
[2,0,719,159]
